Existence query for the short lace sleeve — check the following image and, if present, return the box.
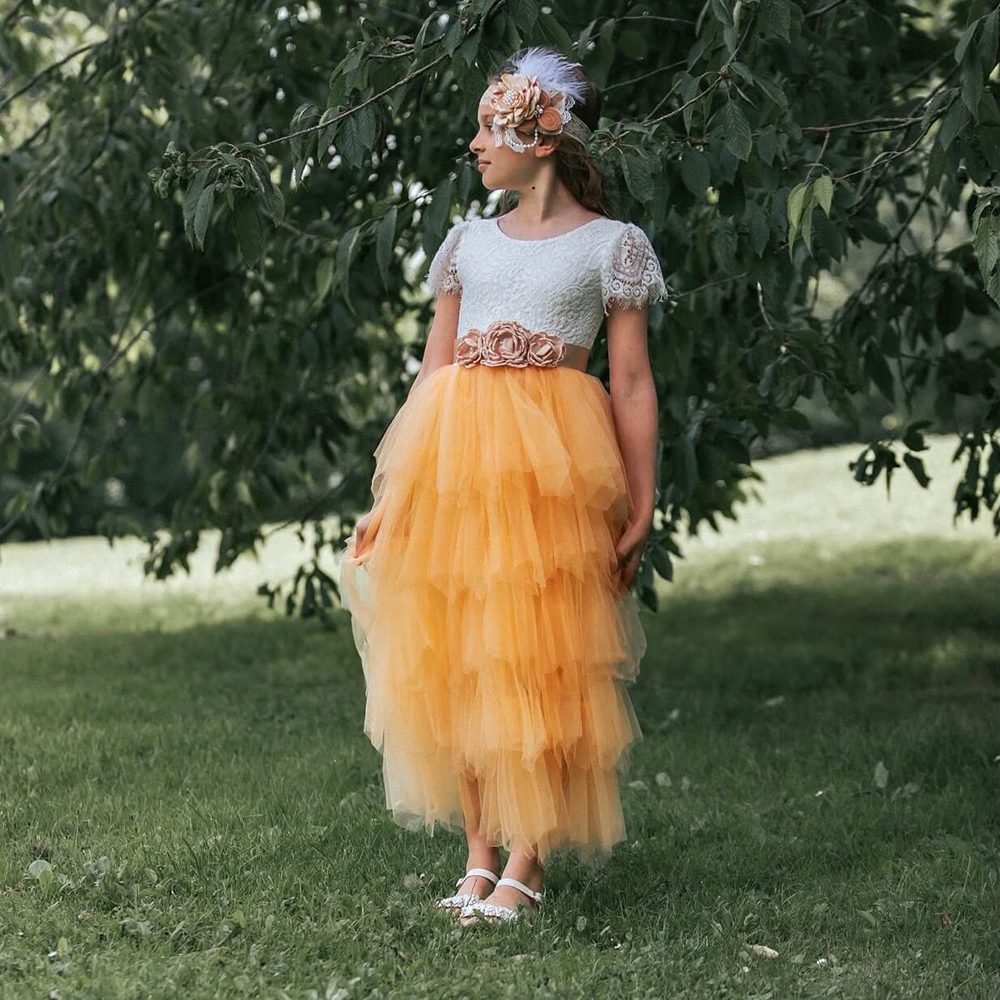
[601,223,670,314]
[426,220,469,296]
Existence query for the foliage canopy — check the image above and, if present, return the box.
[1,0,998,615]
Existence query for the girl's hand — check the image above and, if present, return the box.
[614,512,652,594]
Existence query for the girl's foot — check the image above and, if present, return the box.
[459,849,543,925]
[435,848,501,913]
[458,876,543,925]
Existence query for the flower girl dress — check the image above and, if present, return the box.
[338,214,669,863]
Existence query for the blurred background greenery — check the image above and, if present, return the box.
[1,0,997,615]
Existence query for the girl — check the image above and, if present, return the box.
[339,46,669,925]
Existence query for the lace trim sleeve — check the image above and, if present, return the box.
[601,223,670,315]
[426,220,468,296]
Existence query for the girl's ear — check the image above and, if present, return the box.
[535,134,560,158]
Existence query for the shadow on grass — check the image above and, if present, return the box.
[3,535,996,945]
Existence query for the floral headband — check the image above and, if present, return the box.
[479,46,593,153]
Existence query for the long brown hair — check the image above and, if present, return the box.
[489,48,618,221]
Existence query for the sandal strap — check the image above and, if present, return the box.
[455,868,499,888]
[496,876,543,904]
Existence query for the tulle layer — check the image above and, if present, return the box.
[338,362,646,862]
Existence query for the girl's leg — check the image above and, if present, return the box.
[457,769,501,896]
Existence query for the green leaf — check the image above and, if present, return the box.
[799,184,816,256]
[235,477,254,508]
[376,206,397,292]
[537,10,574,51]
[426,174,454,241]
[973,212,999,290]
[980,9,999,71]
[786,180,811,256]
[961,49,984,118]
[680,148,710,197]
[270,183,285,227]
[776,407,811,431]
[355,101,379,151]
[233,196,265,268]
[316,257,335,303]
[813,175,834,215]
[622,152,655,203]
[954,18,980,64]
[414,13,435,58]
[710,216,739,273]
[939,98,970,150]
[183,166,211,235]
[444,17,464,55]
[852,216,892,244]
[935,274,964,334]
[208,470,227,513]
[649,543,674,582]
[754,75,788,113]
[902,419,933,451]
[864,341,896,404]
[194,182,216,252]
[338,113,368,170]
[903,453,931,489]
[760,0,790,41]
[748,204,769,256]
[337,226,363,314]
[756,125,778,166]
[711,0,733,27]
[724,100,752,161]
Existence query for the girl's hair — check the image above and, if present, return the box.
[489,47,617,220]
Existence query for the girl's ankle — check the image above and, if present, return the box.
[466,849,501,873]
[500,856,543,892]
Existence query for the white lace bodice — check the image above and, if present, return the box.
[426,216,670,351]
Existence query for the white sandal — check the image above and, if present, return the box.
[435,867,499,912]
[458,876,544,924]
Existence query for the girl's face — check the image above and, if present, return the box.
[468,100,557,191]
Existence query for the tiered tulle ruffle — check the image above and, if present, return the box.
[338,361,646,862]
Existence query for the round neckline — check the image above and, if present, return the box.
[492,216,607,244]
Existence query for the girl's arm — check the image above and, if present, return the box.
[607,303,659,525]
[606,303,659,588]
[408,291,461,397]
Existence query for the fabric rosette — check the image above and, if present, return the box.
[527,330,567,366]
[481,320,531,367]
[488,72,571,136]
[455,330,483,367]
[457,321,567,369]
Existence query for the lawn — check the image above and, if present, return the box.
[1,434,996,1000]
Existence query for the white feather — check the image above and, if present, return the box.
[509,46,588,105]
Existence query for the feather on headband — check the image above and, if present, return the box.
[479,46,594,153]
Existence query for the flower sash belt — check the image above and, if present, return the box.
[455,320,568,368]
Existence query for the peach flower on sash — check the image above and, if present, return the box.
[455,330,483,367]
[481,320,531,367]
[527,330,566,366]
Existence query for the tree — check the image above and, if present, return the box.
[1,0,997,617]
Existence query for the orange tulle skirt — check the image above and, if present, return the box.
[337,360,646,863]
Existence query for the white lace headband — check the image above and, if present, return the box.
[479,46,594,153]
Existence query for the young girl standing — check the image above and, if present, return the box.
[339,46,669,925]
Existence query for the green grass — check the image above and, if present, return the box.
[1,434,996,1000]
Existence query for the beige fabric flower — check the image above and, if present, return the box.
[490,73,542,131]
[480,320,531,367]
[527,330,567,367]
[488,74,570,138]
[455,330,483,367]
